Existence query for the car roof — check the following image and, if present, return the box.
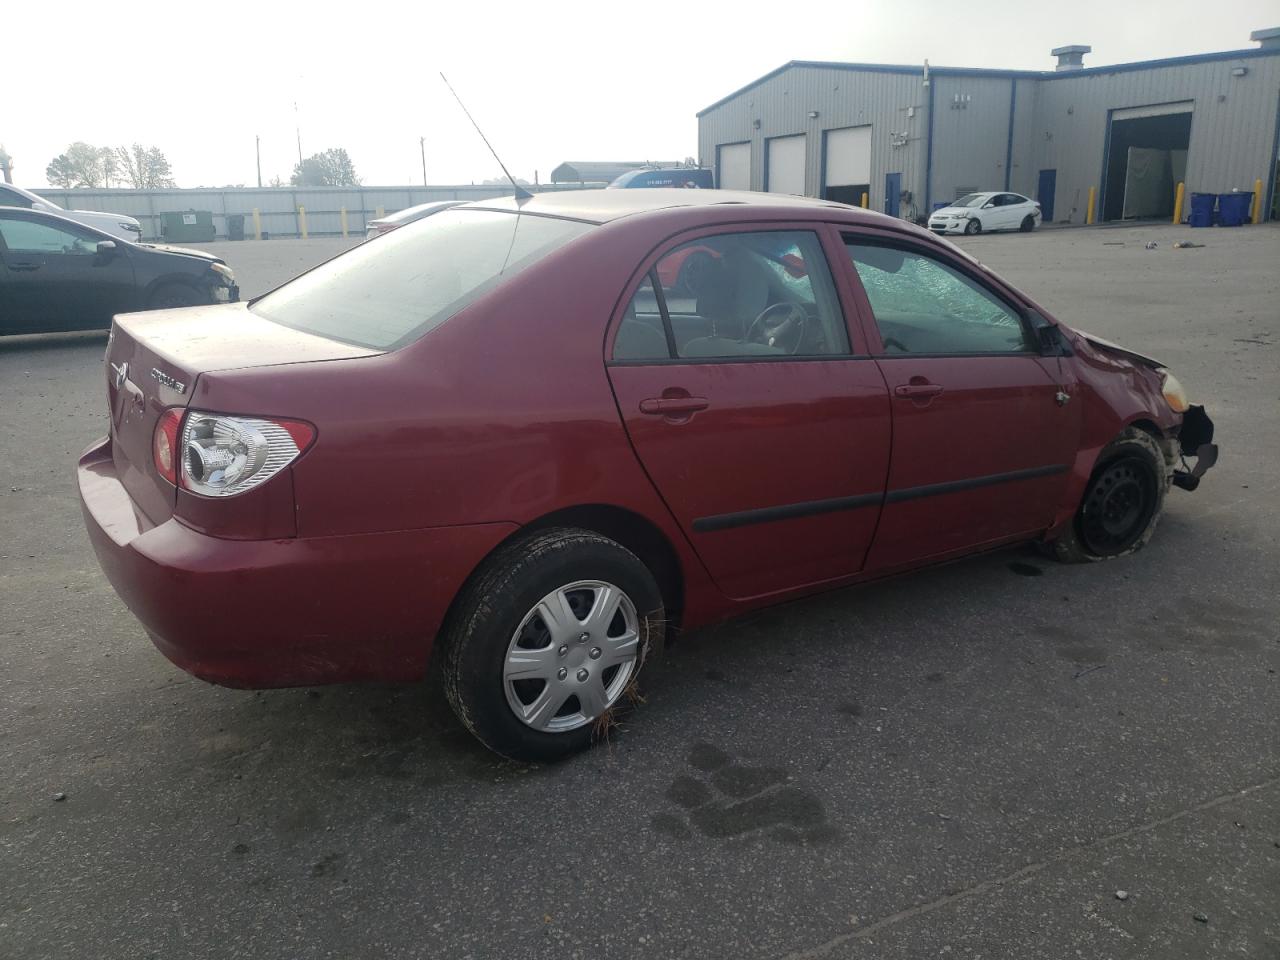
[461,188,889,226]
[0,183,47,204]
[0,205,115,238]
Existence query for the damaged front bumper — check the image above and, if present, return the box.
[1172,405,1217,491]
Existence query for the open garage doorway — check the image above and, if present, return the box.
[1103,102,1192,221]
[822,125,871,205]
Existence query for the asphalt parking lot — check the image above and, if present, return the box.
[2,224,1278,959]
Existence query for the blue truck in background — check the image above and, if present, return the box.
[608,168,715,189]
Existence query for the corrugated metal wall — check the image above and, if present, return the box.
[929,75,1018,205]
[1032,55,1280,223]
[30,183,599,240]
[699,50,1280,224]
[698,66,929,217]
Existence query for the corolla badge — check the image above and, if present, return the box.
[150,367,187,394]
[109,361,129,389]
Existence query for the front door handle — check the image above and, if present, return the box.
[639,396,710,416]
[894,383,944,398]
[7,261,41,272]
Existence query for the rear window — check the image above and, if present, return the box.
[250,209,593,349]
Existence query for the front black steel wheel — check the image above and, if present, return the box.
[1047,426,1169,563]
[1077,455,1159,556]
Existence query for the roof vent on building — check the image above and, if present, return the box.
[1051,44,1091,71]
[1250,27,1280,49]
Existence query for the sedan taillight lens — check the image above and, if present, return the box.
[153,409,184,485]
[179,412,315,497]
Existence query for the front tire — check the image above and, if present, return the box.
[1020,215,1036,232]
[149,283,204,309]
[441,528,664,762]
[1048,427,1168,563]
[964,218,982,235]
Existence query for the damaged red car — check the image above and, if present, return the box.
[78,190,1217,761]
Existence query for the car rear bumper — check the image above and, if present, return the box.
[77,436,516,688]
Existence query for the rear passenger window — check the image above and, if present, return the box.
[613,230,849,361]
[846,242,1031,355]
[614,273,671,360]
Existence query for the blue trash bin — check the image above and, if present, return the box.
[1188,192,1215,228]
[1217,192,1252,227]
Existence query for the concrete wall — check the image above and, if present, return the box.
[31,183,601,240]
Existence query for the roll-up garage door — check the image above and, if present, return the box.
[824,126,872,188]
[766,135,806,195]
[717,142,751,191]
[1112,101,1193,121]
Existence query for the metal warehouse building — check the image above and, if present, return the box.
[698,28,1280,224]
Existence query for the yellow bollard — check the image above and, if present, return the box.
[298,206,308,239]
[252,208,262,241]
[860,192,868,208]
[1172,182,1185,225]
[376,205,385,219]
[1086,186,1096,225]
[1252,178,1264,224]
[340,207,348,238]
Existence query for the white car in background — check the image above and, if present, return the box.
[0,183,143,242]
[928,191,1041,236]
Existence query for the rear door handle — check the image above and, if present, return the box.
[894,383,944,398]
[7,261,42,272]
[639,396,710,415]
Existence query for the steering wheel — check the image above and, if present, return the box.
[746,302,808,353]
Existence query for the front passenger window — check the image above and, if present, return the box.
[846,242,1031,355]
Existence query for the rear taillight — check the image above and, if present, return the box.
[153,408,184,485]
[179,412,315,498]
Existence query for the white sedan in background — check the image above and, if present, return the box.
[928,191,1041,236]
[0,183,144,242]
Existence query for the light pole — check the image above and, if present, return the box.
[255,135,262,188]
[419,136,427,186]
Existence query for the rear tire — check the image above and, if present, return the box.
[1020,215,1036,232]
[1048,427,1168,563]
[149,283,204,309]
[964,218,982,235]
[440,527,664,762]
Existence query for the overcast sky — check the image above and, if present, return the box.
[5,0,1275,189]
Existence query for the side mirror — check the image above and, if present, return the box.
[94,240,117,261]
[982,201,995,208]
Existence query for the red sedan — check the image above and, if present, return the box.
[78,190,1217,761]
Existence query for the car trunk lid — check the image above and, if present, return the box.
[105,303,380,525]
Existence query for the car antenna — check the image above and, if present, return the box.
[440,72,533,202]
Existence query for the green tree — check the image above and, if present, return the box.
[290,148,360,187]
[115,144,176,189]
[45,142,107,188]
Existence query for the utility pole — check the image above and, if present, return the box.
[419,136,427,186]
[255,135,262,188]
[294,101,304,170]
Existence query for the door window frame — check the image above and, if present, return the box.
[605,221,872,366]
[834,228,1041,358]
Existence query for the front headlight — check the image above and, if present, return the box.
[210,262,235,284]
[1159,369,1190,413]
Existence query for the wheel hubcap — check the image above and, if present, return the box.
[1079,456,1156,555]
[503,580,641,732]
